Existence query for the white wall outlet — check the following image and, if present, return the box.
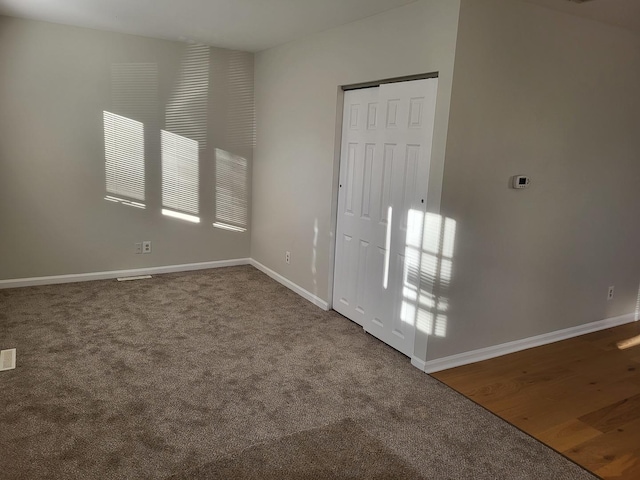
[143,241,152,254]
[608,286,615,301]
[285,251,291,264]
[135,242,142,254]
[0,348,16,371]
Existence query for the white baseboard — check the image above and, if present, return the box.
[5,259,633,372]
[1,257,331,312]
[419,312,637,374]
[249,259,329,311]
[0,258,251,290]
[411,356,427,371]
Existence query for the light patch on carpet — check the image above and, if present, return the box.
[0,348,16,371]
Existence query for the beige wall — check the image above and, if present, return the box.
[427,0,640,360]
[251,0,461,304]
[252,0,640,363]
[251,0,461,363]
[4,0,639,364]
[0,16,254,280]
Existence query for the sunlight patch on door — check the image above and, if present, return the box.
[383,207,393,289]
[161,130,200,223]
[103,111,145,208]
[400,209,423,326]
[402,210,457,338]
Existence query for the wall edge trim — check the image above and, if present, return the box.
[0,259,252,289]
[419,312,637,374]
[249,259,330,311]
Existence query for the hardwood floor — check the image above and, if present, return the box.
[432,321,640,480]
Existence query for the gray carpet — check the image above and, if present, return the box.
[0,265,596,479]
[168,418,425,479]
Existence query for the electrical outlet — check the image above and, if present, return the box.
[143,241,152,254]
[285,251,291,264]
[135,243,142,254]
[608,286,615,301]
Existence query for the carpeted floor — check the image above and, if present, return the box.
[0,265,596,479]
[168,418,425,480]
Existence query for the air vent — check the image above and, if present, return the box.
[0,349,16,371]
[567,0,596,3]
[117,275,152,282]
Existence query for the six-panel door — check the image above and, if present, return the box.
[333,78,438,358]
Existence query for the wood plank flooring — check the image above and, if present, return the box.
[432,321,640,480]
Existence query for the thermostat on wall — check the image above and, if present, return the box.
[512,175,531,189]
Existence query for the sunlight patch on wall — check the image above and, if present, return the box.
[212,222,244,232]
[111,63,159,125]
[105,196,146,209]
[312,218,319,290]
[103,111,145,207]
[161,130,199,222]
[213,149,247,232]
[162,209,200,224]
[166,44,210,148]
[227,51,256,148]
[105,63,158,208]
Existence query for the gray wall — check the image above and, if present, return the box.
[427,0,640,360]
[0,16,254,280]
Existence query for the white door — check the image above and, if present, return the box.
[333,78,438,357]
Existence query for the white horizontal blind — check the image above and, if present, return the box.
[104,112,145,202]
[161,130,199,218]
[215,149,247,230]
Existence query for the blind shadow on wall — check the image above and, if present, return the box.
[102,44,255,232]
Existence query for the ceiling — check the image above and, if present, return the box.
[0,0,638,53]
[525,0,640,35]
[0,0,418,52]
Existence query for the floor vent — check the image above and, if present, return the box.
[117,275,153,282]
[0,348,16,371]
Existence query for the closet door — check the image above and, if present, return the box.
[333,78,438,358]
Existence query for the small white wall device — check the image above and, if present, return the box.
[512,175,531,189]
